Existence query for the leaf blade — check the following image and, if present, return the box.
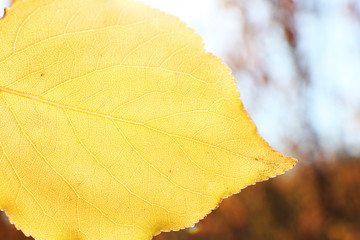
[0,0,296,239]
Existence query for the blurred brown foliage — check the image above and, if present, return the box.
[1,158,360,240]
[157,158,360,240]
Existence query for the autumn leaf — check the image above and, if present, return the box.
[0,0,296,239]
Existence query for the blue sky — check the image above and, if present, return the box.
[139,0,360,158]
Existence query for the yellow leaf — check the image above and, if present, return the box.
[0,0,296,239]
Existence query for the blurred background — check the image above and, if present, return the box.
[1,0,359,239]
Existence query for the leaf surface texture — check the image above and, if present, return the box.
[0,0,296,239]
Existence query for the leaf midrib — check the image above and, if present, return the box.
[0,85,254,168]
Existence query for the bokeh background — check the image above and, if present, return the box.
[1,0,359,239]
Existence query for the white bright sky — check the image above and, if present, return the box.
[1,0,359,159]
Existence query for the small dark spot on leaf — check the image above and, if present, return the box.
[40,73,45,77]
